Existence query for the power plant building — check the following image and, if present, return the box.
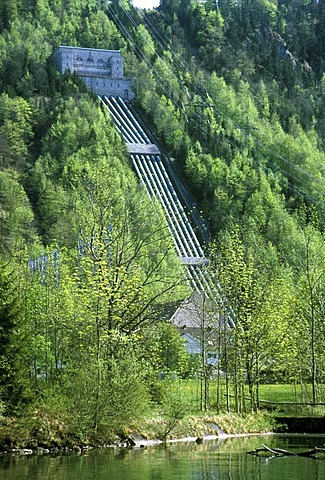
[49,46,134,100]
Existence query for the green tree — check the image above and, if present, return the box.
[0,256,31,413]
[0,94,33,170]
[26,248,78,384]
[211,226,294,411]
[134,24,156,61]
[292,211,325,403]
[140,321,190,380]
[0,0,18,31]
[46,143,187,435]
[0,170,38,256]
[64,332,151,439]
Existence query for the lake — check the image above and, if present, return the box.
[1,434,325,479]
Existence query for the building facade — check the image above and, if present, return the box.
[49,46,134,100]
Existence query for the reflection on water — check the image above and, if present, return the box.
[1,435,325,480]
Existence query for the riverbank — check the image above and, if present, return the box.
[0,410,276,454]
[125,411,276,446]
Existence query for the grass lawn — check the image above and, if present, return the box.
[166,378,325,416]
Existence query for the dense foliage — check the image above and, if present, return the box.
[113,0,325,411]
[1,0,325,443]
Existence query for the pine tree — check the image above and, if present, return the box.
[0,256,30,413]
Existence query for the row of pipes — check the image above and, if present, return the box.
[100,95,215,295]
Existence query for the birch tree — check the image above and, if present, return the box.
[292,213,325,403]
[210,226,294,411]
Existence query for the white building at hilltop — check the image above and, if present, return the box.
[49,46,134,100]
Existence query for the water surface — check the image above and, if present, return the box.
[1,434,325,479]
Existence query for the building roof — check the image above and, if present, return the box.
[49,45,122,57]
[171,292,219,329]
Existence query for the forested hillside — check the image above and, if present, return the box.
[1,0,325,444]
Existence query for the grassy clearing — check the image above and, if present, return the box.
[165,379,325,417]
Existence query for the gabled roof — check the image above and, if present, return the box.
[171,292,219,329]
